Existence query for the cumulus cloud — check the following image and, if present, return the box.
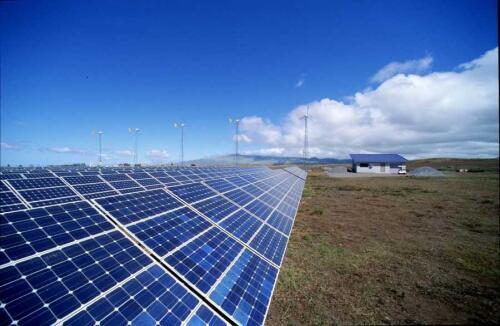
[371,55,433,83]
[1,142,22,150]
[147,149,169,162]
[44,146,87,154]
[241,48,499,159]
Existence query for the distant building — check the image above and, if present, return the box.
[350,154,407,174]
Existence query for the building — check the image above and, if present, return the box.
[350,154,407,174]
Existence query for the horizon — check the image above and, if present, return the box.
[1,0,498,166]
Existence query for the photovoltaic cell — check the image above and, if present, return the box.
[63,175,102,185]
[101,174,131,182]
[193,196,239,223]
[219,210,262,243]
[73,183,114,195]
[18,187,81,207]
[165,227,243,293]
[0,165,306,326]
[244,200,274,221]
[210,250,278,326]
[204,179,237,193]
[267,211,293,236]
[186,304,227,326]
[8,178,65,190]
[95,189,183,225]
[127,207,212,257]
[249,225,287,265]
[168,183,217,204]
[63,264,202,326]
[0,201,114,263]
[224,189,255,206]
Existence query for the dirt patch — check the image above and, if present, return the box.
[267,163,499,325]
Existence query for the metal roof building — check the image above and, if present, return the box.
[350,154,407,174]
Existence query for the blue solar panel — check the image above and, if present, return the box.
[63,175,102,185]
[165,227,243,293]
[127,207,212,257]
[187,304,227,326]
[8,177,65,190]
[168,183,217,204]
[95,189,183,225]
[226,176,249,187]
[0,202,114,263]
[204,179,237,193]
[108,180,142,190]
[224,189,255,206]
[155,176,179,185]
[210,250,278,326]
[17,186,81,207]
[249,225,287,266]
[219,210,262,243]
[0,165,307,325]
[136,178,162,186]
[267,210,293,235]
[0,191,23,206]
[244,200,274,221]
[0,181,10,192]
[73,183,114,194]
[193,196,239,223]
[101,174,131,182]
[64,265,200,326]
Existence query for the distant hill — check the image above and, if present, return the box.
[188,154,351,166]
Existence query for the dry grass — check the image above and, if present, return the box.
[267,159,499,325]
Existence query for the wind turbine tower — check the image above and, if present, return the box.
[301,105,310,170]
[128,128,140,165]
[228,118,241,167]
[174,122,186,166]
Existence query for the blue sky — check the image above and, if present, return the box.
[1,0,498,166]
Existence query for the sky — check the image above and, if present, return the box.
[1,0,498,166]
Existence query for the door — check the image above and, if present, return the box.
[380,163,386,172]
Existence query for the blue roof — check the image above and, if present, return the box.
[350,154,407,163]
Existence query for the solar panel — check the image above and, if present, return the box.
[168,183,217,204]
[0,165,306,325]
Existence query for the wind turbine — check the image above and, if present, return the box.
[228,118,241,167]
[91,130,104,166]
[300,105,310,170]
[128,128,140,165]
[174,122,186,166]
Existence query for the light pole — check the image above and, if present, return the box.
[128,128,140,165]
[92,130,104,166]
[174,123,186,166]
[228,118,241,167]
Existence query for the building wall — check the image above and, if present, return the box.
[354,163,406,174]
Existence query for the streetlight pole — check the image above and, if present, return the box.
[128,128,140,165]
[174,123,186,166]
[228,118,241,167]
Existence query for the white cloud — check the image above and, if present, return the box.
[371,55,433,83]
[147,149,169,162]
[44,146,87,154]
[1,142,22,150]
[116,150,134,156]
[240,48,499,159]
[243,147,286,156]
[295,78,304,88]
[233,134,252,143]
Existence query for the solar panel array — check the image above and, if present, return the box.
[0,166,306,325]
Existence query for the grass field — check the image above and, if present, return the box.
[267,159,499,325]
